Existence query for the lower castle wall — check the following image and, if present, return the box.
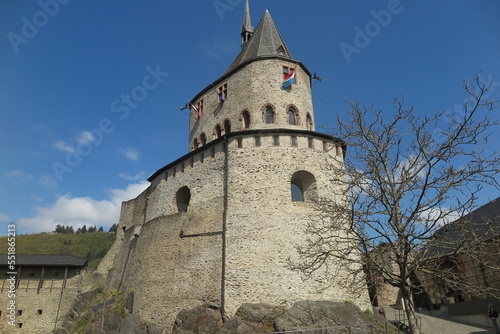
[105,132,371,331]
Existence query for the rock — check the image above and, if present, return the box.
[118,315,146,334]
[235,303,286,325]
[106,313,123,331]
[126,291,135,314]
[274,301,375,334]
[172,305,223,334]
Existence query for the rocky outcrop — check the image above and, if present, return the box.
[55,293,388,334]
[53,289,161,334]
[173,301,389,334]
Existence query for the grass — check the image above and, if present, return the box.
[0,231,116,267]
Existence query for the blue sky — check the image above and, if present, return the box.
[1,0,499,235]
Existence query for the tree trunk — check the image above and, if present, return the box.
[402,287,421,334]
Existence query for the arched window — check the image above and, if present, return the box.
[291,171,317,202]
[176,186,191,212]
[200,133,207,146]
[306,113,313,130]
[193,138,199,150]
[288,107,297,125]
[265,106,275,124]
[242,110,251,129]
[224,119,231,134]
[214,124,222,138]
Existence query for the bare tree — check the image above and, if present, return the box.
[291,74,499,334]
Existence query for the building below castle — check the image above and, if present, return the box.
[0,255,87,333]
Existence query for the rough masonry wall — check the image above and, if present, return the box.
[189,58,314,148]
[106,146,227,329]
[223,134,371,315]
[0,275,82,333]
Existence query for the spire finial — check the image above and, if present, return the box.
[241,0,254,46]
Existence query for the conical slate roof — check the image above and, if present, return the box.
[226,10,293,74]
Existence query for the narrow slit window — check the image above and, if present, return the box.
[273,136,280,146]
[265,106,275,124]
[291,136,297,147]
[242,111,251,129]
[288,108,297,125]
[254,136,261,147]
[308,138,314,149]
[237,138,243,149]
[224,119,231,134]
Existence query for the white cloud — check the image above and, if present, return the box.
[5,170,34,181]
[121,148,141,161]
[17,181,149,234]
[0,213,10,222]
[119,171,148,181]
[75,130,96,145]
[53,140,75,153]
[418,206,466,228]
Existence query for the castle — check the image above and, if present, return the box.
[99,1,371,329]
[0,2,371,332]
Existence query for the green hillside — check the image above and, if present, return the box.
[0,231,116,267]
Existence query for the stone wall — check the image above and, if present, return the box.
[0,274,83,333]
[188,58,315,150]
[104,129,371,331]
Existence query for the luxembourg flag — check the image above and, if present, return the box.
[282,68,296,88]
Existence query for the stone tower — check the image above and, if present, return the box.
[101,2,371,330]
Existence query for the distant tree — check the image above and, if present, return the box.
[290,74,499,334]
[54,224,63,233]
[81,225,87,233]
[88,226,96,233]
[98,226,104,232]
[68,225,75,234]
[76,227,82,234]
[108,223,118,233]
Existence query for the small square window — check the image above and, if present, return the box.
[273,136,280,146]
[37,309,43,315]
[18,323,23,328]
[18,310,23,316]
[254,136,261,147]
[308,138,314,149]
[291,136,297,147]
